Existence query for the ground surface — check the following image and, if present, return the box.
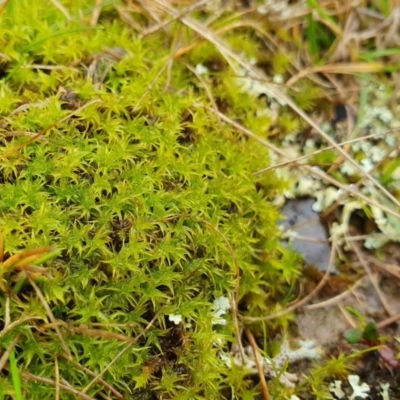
[0,1,400,399]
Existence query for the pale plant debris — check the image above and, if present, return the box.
[225,338,322,388]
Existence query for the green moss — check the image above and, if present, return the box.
[0,2,305,399]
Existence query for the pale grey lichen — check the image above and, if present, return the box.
[225,338,322,388]
[212,296,231,326]
[348,375,370,400]
[329,380,345,399]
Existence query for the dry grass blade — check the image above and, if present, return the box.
[90,0,103,26]
[286,62,385,87]
[55,356,60,400]
[26,64,78,72]
[114,5,143,31]
[141,0,209,37]
[369,256,400,280]
[339,304,358,329]
[67,325,138,344]
[0,0,11,15]
[213,109,400,221]
[149,0,400,212]
[0,316,43,338]
[50,0,71,20]
[0,229,3,263]
[322,137,400,219]
[0,334,21,373]
[3,131,49,142]
[2,247,52,271]
[4,295,10,328]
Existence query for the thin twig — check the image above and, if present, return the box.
[304,277,366,310]
[67,325,138,344]
[213,109,400,221]
[55,356,60,400]
[377,311,400,329]
[0,99,101,161]
[322,137,400,219]
[82,309,162,394]
[21,371,96,400]
[61,354,125,400]
[182,62,222,127]
[241,238,338,323]
[350,242,393,316]
[197,218,245,363]
[26,275,72,359]
[245,329,270,400]
[131,61,169,113]
[253,128,400,174]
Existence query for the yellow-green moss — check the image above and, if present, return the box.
[0,1,304,399]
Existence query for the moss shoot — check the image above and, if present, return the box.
[0,1,303,399]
